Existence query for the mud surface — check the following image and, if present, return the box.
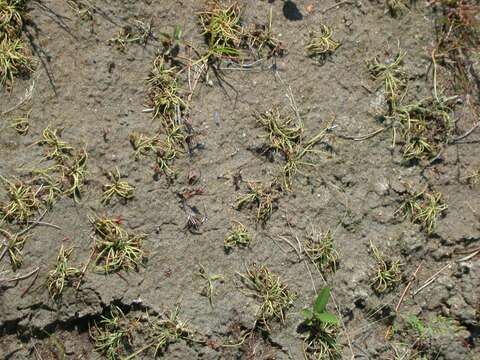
[1,0,479,359]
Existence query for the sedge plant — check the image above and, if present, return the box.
[198,1,243,61]
[90,215,145,273]
[304,229,339,272]
[305,25,340,63]
[102,168,135,204]
[397,185,448,234]
[236,181,278,223]
[0,36,33,88]
[90,305,133,360]
[368,50,407,109]
[302,287,341,359]
[238,264,296,329]
[224,221,251,249]
[47,245,80,299]
[369,241,402,293]
[0,176,41,223]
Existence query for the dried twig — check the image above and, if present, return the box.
[456,247,480,262]
[323,0,353,14]
[413,247,480,296]
[0,236,8,262]
[395,263,422,312]
[17,209,49,237]
[76,247,95,290]
[1,80,35,116]
[452,123,479,142]
[337,127,385,141]
[25,220,62,230]
[412,263,452,296]
[0,266,39,282]
[21,267,40,297]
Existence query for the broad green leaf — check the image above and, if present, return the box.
[314,287,331,313]
[315,312,339,325]
[302,309,313,319]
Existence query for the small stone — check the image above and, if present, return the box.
[64,340,76,354]
[390,179,406,194]
[373,177,389,196]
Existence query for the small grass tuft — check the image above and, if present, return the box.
[147,55,186,119]
[368,50,407,108]
[304,229,339,272]
[66,0,94,20]
[129,132,161,159]
[129,131,181,178]
[398,185,448,234]
[35,126,88,203]
[62,148,88,202]
[390,313,466,357]
[152,138,178,178]
[256,108,303,155]
[9,114,29,135]
[238,264,296,329]
[141,306,191,357]
[390,97,456,161]
[102,168,135,204]
[0,0,27,39]
[196,264,224,307]
[108,20,154,51]
[47,245,80,299]
[302,287,341,360]
[31,170,63,207]
[120,306,193,359]
[0,176,41,223]
[0,37,33,88]
[38,126,74,161]
[90,305,132,360]
[462,166,480,187]
[369,241,402,293]
[246,8,285,58]
[91,215,145,273]
[4,231,27,270]
[198,1,243,60]
[305,25,340,63]
[163,121,186,147]
[236,181,278,223]
[303,327,341,359]
[224,221,251,250]
[256,108,331,190]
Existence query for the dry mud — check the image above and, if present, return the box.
[1,0,479,359]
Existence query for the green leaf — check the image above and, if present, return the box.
[315,312,339,325]
[174,25,182,41]
[159,32,170,39]
[216,46,239,56]
[302,309,313,319]
[314,287,331,314]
